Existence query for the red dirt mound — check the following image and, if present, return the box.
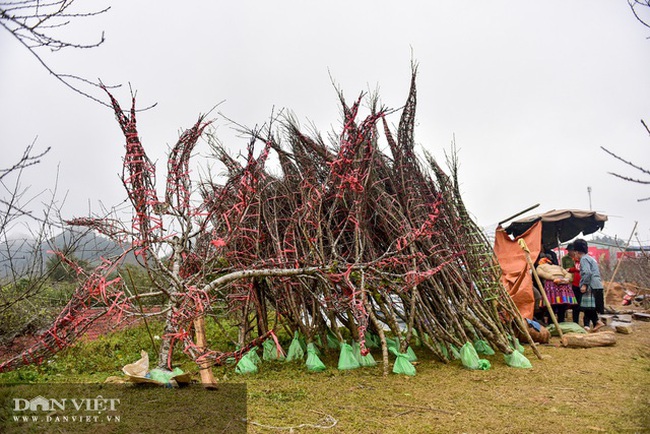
[0,307,161,362]
[605,281,648,306]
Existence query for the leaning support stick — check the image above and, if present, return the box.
[496,297,543,360]
[518,239,563,339]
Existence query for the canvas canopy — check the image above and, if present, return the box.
[505,209,607,249]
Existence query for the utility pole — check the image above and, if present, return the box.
[587,186,592,211]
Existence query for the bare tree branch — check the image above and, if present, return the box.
[606,171,650,184]
[601,145,650,177]
[0,138,50,182]
[641,119,650,136]
[0,0,112,106]
[629,0,650,30]
[601,119,650,201]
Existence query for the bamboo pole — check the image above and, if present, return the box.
[497,203,540,227]
[518,239,564,339]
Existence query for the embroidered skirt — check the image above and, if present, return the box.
[542,280,577,306]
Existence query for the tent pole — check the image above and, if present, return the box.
[497,203,540,227]
[518,239,564,339]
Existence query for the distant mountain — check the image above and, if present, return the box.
[0,228,138,278]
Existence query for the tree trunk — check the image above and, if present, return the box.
[158,304,176,369]
[561,331,616,348]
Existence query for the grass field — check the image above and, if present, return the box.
[1,320,648,434]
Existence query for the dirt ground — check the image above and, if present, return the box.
[3,321,648,434]
[244,286,649,434]
[241,320,650,434]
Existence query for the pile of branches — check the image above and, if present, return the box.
[603,255,650,288]
[1,69,531,374]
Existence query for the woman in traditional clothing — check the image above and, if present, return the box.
[573,239,605,332]
[536,254,577,323]
[562,243,582,324]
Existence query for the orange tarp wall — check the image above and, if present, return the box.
[493,221,542,319]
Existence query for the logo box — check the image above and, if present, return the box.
[0,383,246,433]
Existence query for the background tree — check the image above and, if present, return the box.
[601,120,650,202]
[0,143,62,344]
[0,1,124,348]
[0,0,111,104]
[1,142,54,312]
[46,253,89,283]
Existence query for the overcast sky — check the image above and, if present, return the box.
[1,2,649,245]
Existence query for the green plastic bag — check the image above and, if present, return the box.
[306,343,326,372]
[248,347,262,365]
[504,350,532,369]
[473,339,495,356]
[235,352,258,374]
[406,346,417,362]
[338,343,361,370]
[359,351,377,367]
[510,336,525,354]
[460,342,491,370]
[327,333,340,350]
[352,341,362,363]
[352,341,377,367]
[365,333,380,349]
[298,332,307,352]
[546,322,587,337]
[300,335,322,356]
[149,367,184,384]
[450,344,460,360]
[437,342,449,359]
[263,338,285,361]
[412,329,422,347]
[286,332,305,361]
[390,349,416,376]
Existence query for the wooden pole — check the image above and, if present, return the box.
[194,315,218,389]
[518,239,564,339]
[497,203,540,227]
[604,221,637,309]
